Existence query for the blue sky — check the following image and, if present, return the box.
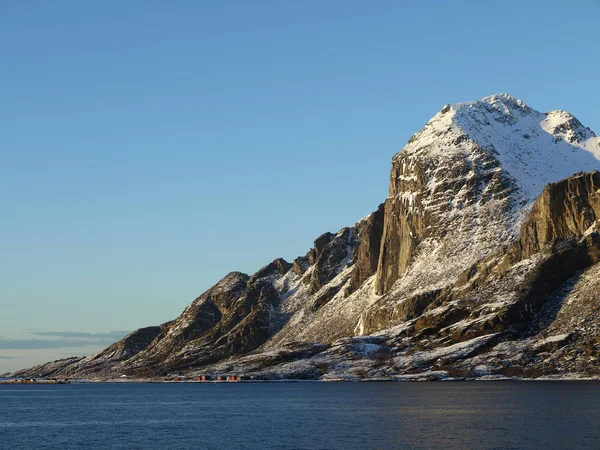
[1,0,599,373]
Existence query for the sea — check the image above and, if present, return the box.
[1,381,599,449]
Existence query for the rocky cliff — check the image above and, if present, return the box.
[13,94,600,381]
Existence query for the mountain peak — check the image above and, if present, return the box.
[402,94,600,202]
[461,92,531,112]
[438,93,532,118]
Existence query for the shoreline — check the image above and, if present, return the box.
[3,375,600,384]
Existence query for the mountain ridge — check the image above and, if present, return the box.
[13,94,600,381]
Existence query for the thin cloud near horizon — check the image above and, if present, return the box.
[31,331,130,340]
[0,330,129,350]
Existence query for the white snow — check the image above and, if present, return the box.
[393,333,498,368]
[452,94,599,202]
[398,93,599,203]
[534,333,571,348]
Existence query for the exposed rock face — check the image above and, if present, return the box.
[248,258,292,285]
[518,171,600,258]
[120,270,283,374]
[87,326,165,366]
[306,228,353,295]
[292,256,309,276]
[307,232,334,265]
[13,94,600,381]
[375,139,517,295]
[346,204,385,297]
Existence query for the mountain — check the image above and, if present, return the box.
[13,94,600,381]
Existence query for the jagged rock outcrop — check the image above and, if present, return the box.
[85,326,165,367]
[13,94,600,381]
[518,171,600,258]
[306,232,334,265]
[346,204,385,297]
[249,258,292,284]
[292,256,309,276]
[304,229,353,294]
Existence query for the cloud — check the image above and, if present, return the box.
[0,330,129,350]
[31,331,129,340]
[0,339,97,350]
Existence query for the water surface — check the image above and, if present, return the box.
[1,381,599,449]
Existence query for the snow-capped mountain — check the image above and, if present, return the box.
[370,93,600,327]
[14,94,600,381]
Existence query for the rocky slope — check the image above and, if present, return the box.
[13,94,600,380]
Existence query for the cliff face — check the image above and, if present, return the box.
[374,127,518,296]
[346,204,385,296]
[14,95,600,381]
[518,172,600,258]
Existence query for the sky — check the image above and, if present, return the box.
[1,0,599,373]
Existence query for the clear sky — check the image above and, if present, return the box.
[1,0,599,373]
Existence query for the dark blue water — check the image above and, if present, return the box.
[1,381,599,449]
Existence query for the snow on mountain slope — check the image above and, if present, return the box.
[452,94,600,200]
[368,94,600,332]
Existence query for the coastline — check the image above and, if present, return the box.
[3,374,600,384]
